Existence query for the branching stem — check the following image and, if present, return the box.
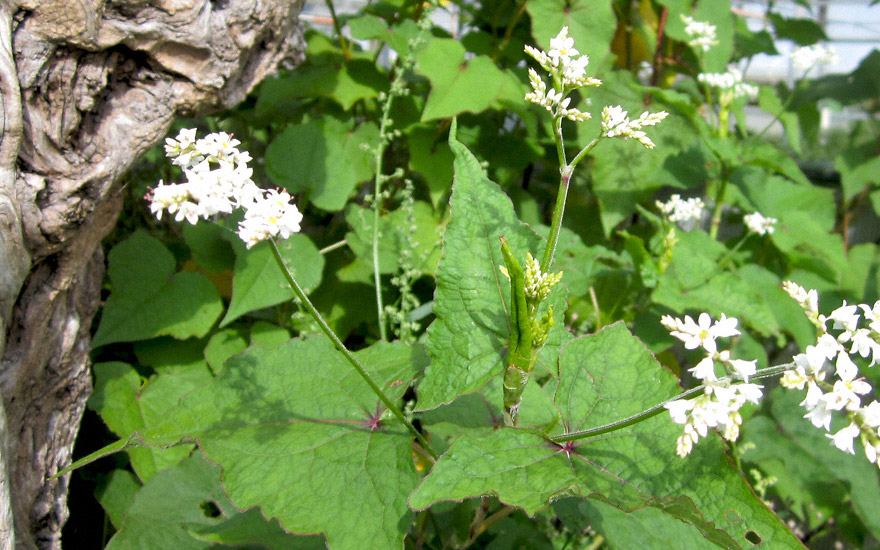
[551,363,791,443]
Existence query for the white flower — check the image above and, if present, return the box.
[827,422,860,455]
[803,394,834,431]
[681,15,718,52]
[698,68,758,105]
[656,194,704,224]
[601,106,669,149]
[548,27,579,64]
[864,438,880,465]
[859,301,880,334]
[689,355,717,381]
[861,401,880,428]
[237,189,304,249]
[791,44,840,71]
[728,358,757,383]
[743,211,777,235]
[829,301,860,332]
[665,399,695,424]
[666,381,762,457]
[824,352,872,411]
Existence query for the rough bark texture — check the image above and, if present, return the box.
[0,1,305,548]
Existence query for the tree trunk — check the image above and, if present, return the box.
[0,2,304,548]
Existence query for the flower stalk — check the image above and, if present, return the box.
[269,239,438,459]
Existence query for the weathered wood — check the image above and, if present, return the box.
[0,1,305,548]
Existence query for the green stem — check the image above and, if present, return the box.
[324,0,350,60]
[708,173,728,240]
[372,92,395,340]
[269,239,437,459]
[551,363,791,444]
[540,137,600,273]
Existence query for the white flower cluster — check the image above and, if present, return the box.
[743,211,777,235]
[782,282,880,466]
[697,68,758,106]
[524,27,601,122]
[601,106,669,149]
[791,44,840,71]
[149,128,303,249]
[661,313,763,457]
[681,15,718,52]
[656,194,704,224]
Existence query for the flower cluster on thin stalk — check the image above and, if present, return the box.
[384,178,424,344]
[781,282,880,468]
[743,211,777,236]
[790,44,840,72]
[681,15,718,52]
[148,129,302,249]
[661,313,763,457]
[366,12,434,342]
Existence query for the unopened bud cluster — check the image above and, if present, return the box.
[500,252,562,347]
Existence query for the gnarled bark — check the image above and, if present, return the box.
[0,1,304,548]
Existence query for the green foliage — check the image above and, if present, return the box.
[70,1,880,549]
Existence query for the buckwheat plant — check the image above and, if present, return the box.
[148,128,436,458]
[501,27,668,424]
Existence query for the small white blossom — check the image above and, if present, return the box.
[803,393,834,431]
[237,189,304,249]
[548,27,579,64]
[681,15,718,52]
[791,44,840,71]
[601,106,669,149]
[826,422,860,455]
[656,194,704,224]
[861,401,880,428]
[829,301,860,332]
[698,68,758,106]
[666,381,763,457]
[662,312,739,354]
[743,211,777,235]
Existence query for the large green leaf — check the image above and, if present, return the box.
[220,233,324,326]
[92,232,223,347]
[417,123,568,410]
[265,117,379,211]
[527,0,615,70]
[122,338,426,550]
[89,361,213,482]
[106,453,320,550]
[410,324,803,549]
[416,39,525,121]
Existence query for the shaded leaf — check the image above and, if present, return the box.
[220,233,324,326]
[93,232,223,347]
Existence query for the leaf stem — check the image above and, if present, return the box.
[269,239,438,459]
[550,363,791,443]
